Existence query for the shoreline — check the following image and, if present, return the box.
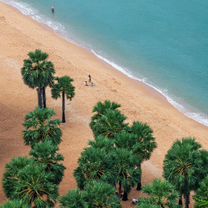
[2,0,208,128]
[0,2,207,207]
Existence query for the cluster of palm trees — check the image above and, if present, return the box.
[21,49,75,123]
[60,100,157,206]
[60,100,208,208]
[1,50,75,207]
[1,49,208,208]
[2,108,65,207]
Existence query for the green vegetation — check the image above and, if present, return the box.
[30,140,65,185]
[23,108,62,147]
[3,157,58,207]
[163,138,208,208]
[0,200,29,208]
[51,76,75,123]
[90,100,127,139]
[138,179,179,208]
[194,176,208,208]
[60,180,121,208]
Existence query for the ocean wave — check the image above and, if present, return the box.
[1,0,208,127]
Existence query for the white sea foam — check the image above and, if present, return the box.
[2,0,208,127]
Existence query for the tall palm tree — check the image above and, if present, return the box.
[21,49,55,108]
[127,121,157,190]
[23,108,62,147]
[112,148,139,201]
[194,176,208,208]
[163,138,207,208]
[30,140,65,185]
[3,157,58,207]
[138,179,179,208]
[51,76,75,123]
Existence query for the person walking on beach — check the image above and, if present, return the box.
[51,6,55,14]
[88,74,92,83]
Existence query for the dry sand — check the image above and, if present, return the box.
[0,2,207,207]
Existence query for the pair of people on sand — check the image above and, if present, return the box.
[85,74,94,86]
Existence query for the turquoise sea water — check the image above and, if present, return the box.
[3,0,208,125]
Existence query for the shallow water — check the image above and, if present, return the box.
[3,0,208,125]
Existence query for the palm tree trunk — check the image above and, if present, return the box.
[136,163,142,191]
[43,87,46,108]
[184,174,190,208]
[122,190,128,201]
[118,181,122,197]
[179,194,183,206]
[37,88,43,108]
[62,91,66,123]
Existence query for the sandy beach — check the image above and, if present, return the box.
[0,2,207,207]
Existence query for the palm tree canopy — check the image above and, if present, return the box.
[3,157,33,199]
[194,176,208,208]
[74,147,116,188]
[3,157,58,207]
[163,138,205,192]
[139,179,179,208]
[127,121,157,161]
[83,180,121,208]
[23,108,62,147]
[0,200,30,208]
[90,109,127,139]
[92,100,121,116]
[21,49,55,89]
[90,100,127,139]
[60,190,87,208]
[112,148,140,193]
[60,181,121,208]
[30,140,65,184]
[51,76,75,100]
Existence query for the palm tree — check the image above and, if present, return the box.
[30,140,65,185]
[127,121,157,190]
[3,157,58,207]
[83,180,121,208]
[91,100,121,122]
[3,157,33,199]
[90,108,127,139]
[60,181,121,208]
[90,100,127,139]
[0,200,29,208]
[138,179,179,208]
[112,148,139,201]
[60,190,87,208]
[23,108,62,147]
[21,49,55,108]
[74,147,115,189]
[51,76,75,123]
[163,138,207,208]
[194,176,208,208]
